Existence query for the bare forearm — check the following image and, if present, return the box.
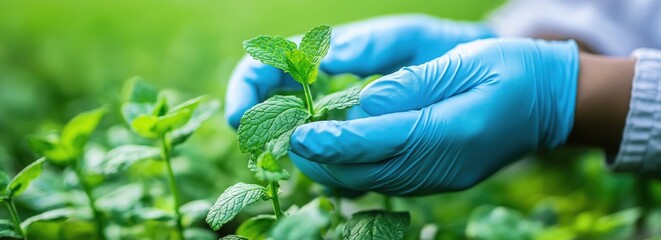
[568,53,635,153]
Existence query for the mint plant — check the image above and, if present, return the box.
[27,108,107,239]
[0,158,46,239]
[207,25,411,239]
[116,77,219,240]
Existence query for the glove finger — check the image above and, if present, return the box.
[290,109,420,164]
[320,15,432,76]
[359,47,489,116]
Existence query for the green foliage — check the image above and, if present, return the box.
[28,108,106,164]
[219,235,249,240]
[20,208,72,232]
[254,152,290,182]
[206,183,269,231]
[236,215,276,240]
[244,25,331,85]
[270,197,334,239]
[236,95,310,153]
[102,145,162,176]
[5,158,46,197]
[466,206,542,240]
[314,86,361,116]
[343,210,411,240]
[0,219,21,239]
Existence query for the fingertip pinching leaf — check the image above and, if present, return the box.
[237,95,310,153]
[6,157,46,197]
[343,210,411,240]
[243,35,297,72]
[206,183,268,231]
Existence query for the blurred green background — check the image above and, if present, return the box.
[1,0,660,239]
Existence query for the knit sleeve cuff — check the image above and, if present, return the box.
[612,48,661,173]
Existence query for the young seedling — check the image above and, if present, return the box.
[27,108,107,240]
[207,25,410,239]
[118,77,220,240]
[0,158,45,239]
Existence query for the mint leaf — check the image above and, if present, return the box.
[270,197,333,239]
[180,200,212,227]
[60,107,106,158]
[130,109,192,138]
[6,158,46,197]
[102,145,161,176]
[0,219,21,239]
[129,208,174,223]
[265,128,294,159]
[27,134,75,164]
[0,171,9,195]
[237,95,310,153]
[254,152,290,182]
[170,99,220,145]
[21,208,72,232]
[343,210,410,240]
[244,35,297,72]
[285,49,316,84]
[169,96,207,114]
[123,76,158,103]
[236,215,276,240]
[300,25,331,67]
[206,183,268,231]
[314,87,360,113]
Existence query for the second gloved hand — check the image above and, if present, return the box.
[290,38,580,196]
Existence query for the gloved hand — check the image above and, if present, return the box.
[290,38,580,196]
[225,14,495,128]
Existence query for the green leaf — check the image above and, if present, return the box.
[153,109,192,133]
[466,205,542,240]
[265,128,294,159]
[170,99,220,145]
[170,96,207,114]
[206,183,268,231]
[123,76,159,103]
[102,145,161,176]
[121,102,155,126]
[236,215,276,240]
[60,107,106,157]
[314,87,360,113]
[6,158,46,197]
[343,210,410,240]
[219,235,249,240]
[152,95,169,117]
[26,134,73,164]
[130,115,160,138]
[243,35,297,72]
[237,95,310,153]
[300,25,331,67]
[21,208,72,232]
[254,152,290,182]
[270,197,333,240]
[0,219,21,239]
[285,49,316,84]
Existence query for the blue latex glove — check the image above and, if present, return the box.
[225,14,495,128]
[290,38,580,196]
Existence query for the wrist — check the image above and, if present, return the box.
[568,53,635,153]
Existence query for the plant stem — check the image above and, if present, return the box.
[74,162,106,240]
[269,181,283,220]
[302,82,315,115]
[384,196,393,211]
[6,199,26,240]
[161,136,185,240]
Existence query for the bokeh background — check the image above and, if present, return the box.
[1,0,660,239]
